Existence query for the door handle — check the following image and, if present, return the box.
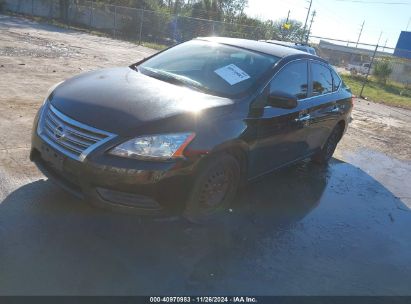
[295,114,311,122]
[329,106,341,113]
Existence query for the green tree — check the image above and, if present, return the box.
[274,19,304,42]
[94,0,167,10]
[373,58,393,85]
[235,14,277,40]
[190,0,222,20]
[189,0,247,21]
[217,0,248,22]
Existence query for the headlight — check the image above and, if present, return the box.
[37,81,64,135]
[42,81,64,105]
[47,81,63,96]
[109,133,196,161]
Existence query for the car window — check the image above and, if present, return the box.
[138,40,280,98]
[311,62,333,96]
[331,68,341,91]
[270,61,308,100]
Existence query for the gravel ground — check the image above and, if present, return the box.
[1,15,411,295]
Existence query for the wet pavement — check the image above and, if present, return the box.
[1,156,410,295]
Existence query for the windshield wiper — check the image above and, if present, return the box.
[141,67,210,93]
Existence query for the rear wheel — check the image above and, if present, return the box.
[183,154,240,223]
[311,124,343,165]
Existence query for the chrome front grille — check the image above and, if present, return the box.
[38,103,116,161]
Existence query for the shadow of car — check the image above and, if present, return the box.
[1,158,410,295]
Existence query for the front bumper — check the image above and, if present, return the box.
[30,125,197,215]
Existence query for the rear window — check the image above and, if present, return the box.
[138,40,280,98]
[311,62,333,96]
[331,68,342,91]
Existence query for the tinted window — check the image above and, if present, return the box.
[331,68,341,91]
[270,61,308,100]
[311,62,333,96]
[139,40,280,98]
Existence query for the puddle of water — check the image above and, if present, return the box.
[340,148,411,208]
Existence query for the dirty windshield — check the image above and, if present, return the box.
[138,40,279,97]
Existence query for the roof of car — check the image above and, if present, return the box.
[197,37,309,58]
[263,40,317,54]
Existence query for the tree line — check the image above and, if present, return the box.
[64,0,305,42]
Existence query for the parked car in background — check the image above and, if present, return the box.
[31,37,352,222]
[347,62,372,75]
[261,40,318,56]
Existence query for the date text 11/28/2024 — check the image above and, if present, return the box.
[149,297,258,303]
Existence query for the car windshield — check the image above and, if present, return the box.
[138,40,280,98]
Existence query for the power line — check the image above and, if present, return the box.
[335,0,411,5]
[311,0,400,48]
[315,0,358,26]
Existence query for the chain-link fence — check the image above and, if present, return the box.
[312,36,411,105]
[314,36,411,84]
[311,36,411,88]
[3,0,272,46]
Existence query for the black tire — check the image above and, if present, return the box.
[183,154,241,223]
[311,124,343,165]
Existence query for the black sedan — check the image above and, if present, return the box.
[30,37,353,222]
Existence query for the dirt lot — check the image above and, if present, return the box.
[1,15,411,295]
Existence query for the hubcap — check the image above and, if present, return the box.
[199,168,231,209]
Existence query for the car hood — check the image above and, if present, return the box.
[49,67,234,135]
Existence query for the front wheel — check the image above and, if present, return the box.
[311,124,343,165]
[183,154,240,223]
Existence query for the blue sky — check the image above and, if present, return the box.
[246,0,411,49]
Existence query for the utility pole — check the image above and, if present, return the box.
[406,17,411,31]
[383,39,388,52]
[302,0,313,43]
[306,10,316,44]
[377,31,383,45]
[359,43,378,98]
[286,10,290,24]
[281,10,291,40]
[355,20,365,48]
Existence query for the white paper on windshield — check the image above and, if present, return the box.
[214,64,250,85]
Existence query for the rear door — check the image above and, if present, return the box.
[303,61,342,153]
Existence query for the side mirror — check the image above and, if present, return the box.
[267,91,298,109]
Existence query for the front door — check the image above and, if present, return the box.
[249,60,313,178]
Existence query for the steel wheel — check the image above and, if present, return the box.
[184,154,240,223]
[312,124,343,165]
